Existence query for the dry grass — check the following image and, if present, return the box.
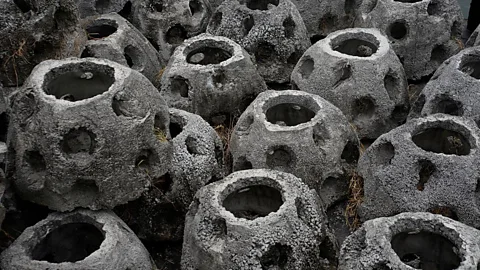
[345,170,364,230]
[156,67,166,81]
[154,127,168,142]
[3,38,29,86]
[214,115,238,166]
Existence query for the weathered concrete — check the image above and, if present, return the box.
[81,13,165,83]
[230,90,359,208]
[0,0,87,87]
[115,108,223,241]
[355,0,464,80]
[291,28,409,140]
[0,209,155,270]
[8,57,172,211]
[409,46,480,119]
[160,33,267,124]
[206,0,311,84]
[358,114,480,229]
[75,0,131,18]
[466,24,480,47]
[182,169,338,269]
[339,212,480,270]
[130,0,213,64]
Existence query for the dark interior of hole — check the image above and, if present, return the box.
[260,243,292,269]
[45,69,114,102]
[186,47,232,65]
[459,57,480,79]
[185,136,201,155]
[118,1,132,18]
[80,48,94,58]
[428,206,459,220]
[266,147,293,170]
[310,35,327,44]
[95,0,111,12]
[223,184,283,220]
[170,122,183,139]
[189,0,203,15]
[62,128,96,154]
[391,231,461,270]
[124,52,134,68]
[333,39,378,57]
[165,25,187,45]
[150,0,163,12]
[431,45,449,63]
[433,98,463,116]
[152,173,172,192]
[0,113,8,142]
[123,45,141,70]
[31,223,104,263]
[353,97,376,119]
[25,150,46,171]
[427,0,441,15]
[234,156,253,171]
[243,15,254,36]
[283,17,295,38]
[341,141,360,164]
[389,21,408,40]
[417,159,435,191]
[245,0,279,10]
[86,25,117,40]
[255,42,276,63]
[13,0,31,13]
[412,127,471,155]
[171,77,189,98]
[267,82,291,90]
[265,103,316,126]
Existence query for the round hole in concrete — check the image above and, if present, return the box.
[245,0,279,10]
[86,19,118,40]
[61,127,97,154]
[389,21,408,40]
[44,62,115,101]
[150,0,163,12]
[223,184,283,220]
[391,230,461,269]
[332,34,379,57]
[459,54,480,79]
[165,24,187,45]
[123,45,144,70]
[31,222,104,263]
[412,127,471,155]
[266,145,295,170]
[266,103,316,126]
[187,46,233,65]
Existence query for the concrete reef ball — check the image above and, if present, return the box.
[338,212,480,270]
[466,24,480,48]
[74,0,131,18]
[0,0,87,87]
[81,13,165,83]
[182,169,338,270]
[291,28,409,140]
[358,114,480,228]
[230,90,360,208]
[409,46,480,120]
[8,57,172,211]
[116,108,224,241]
[354,0,464,80]
[289,0,357,41]
[207,0,311,84]
[160,33,267,125]
[0,209,155,270]
[130,0,213,64]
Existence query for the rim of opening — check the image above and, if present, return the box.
[183,38,236,65]
[326,30,386,58]
[261,93,321,128]
[85,18,119,40]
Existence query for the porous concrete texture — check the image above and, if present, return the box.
[115,108,223,241]
[206,0,311,84]
[0,209,155,270]
[354,0,464,80]
[289,0,357,41]
[182,169,338,270]
[466,24,480,47]
[0,168,5,228]
[358,114,480,228]
[8,57,172,211]
[129,0,213,64]
[230,90,359,209]
[409,46,480,119]
[339,212,480,270]
[0,0,87,87]
[291,28,409,140]
[74,0,131,18]
[160,33,267,124]
[81,13,165,83]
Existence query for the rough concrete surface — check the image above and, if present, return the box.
[74,0,131,18]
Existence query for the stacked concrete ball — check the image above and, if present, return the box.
[182,169,338,270]
[0,209,155,270]
[292,28,409,140]
[160,33,267,124]
[81,13,165,83]
[354,0,464,79]
[207,0,310,84]
[358,114,480,228]
[339,212,480,269]
[8,57,172,211]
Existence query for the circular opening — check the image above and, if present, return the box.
[43,62,115,102]
[186,46,233,65]
[412,126,471,155]
[245,0,279,10]
[266,103,316,126]
[150,0,163,12]
[123,45,144,71]
[332,34,379,57]
[165,24,187,45]
[86,19,118,40]
[459,54,480,80]
[31,222,104,263]
[61,128,96,154]
[223,184,283,220]
[391,230,461,269]
[389,21,408,40]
